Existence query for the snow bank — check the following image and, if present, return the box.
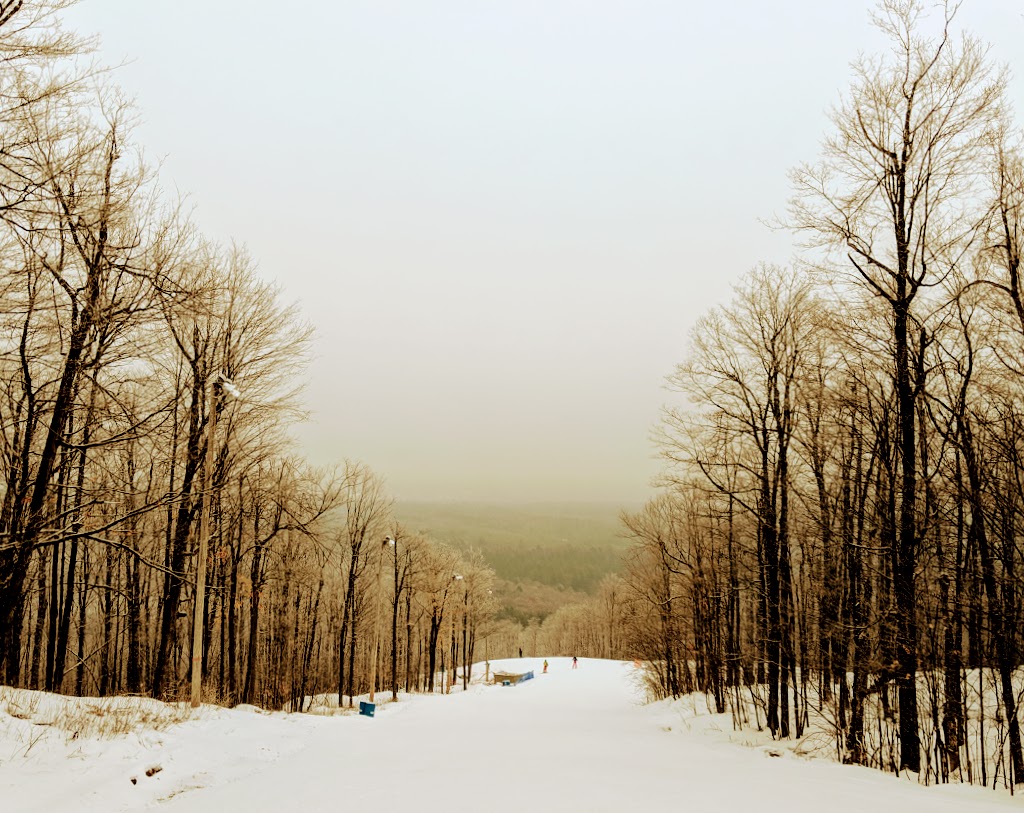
[1,658,1019,812]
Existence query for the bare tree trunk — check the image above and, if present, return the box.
[153,370,205,698]
[75,545,89,696]
[242,539,264,705]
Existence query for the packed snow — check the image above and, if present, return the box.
[0,658,1018,812]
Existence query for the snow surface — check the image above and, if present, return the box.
[1,657,1018,812]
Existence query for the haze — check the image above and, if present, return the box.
[65,0,1023,502]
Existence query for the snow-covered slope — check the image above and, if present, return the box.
[0,658,1016,812]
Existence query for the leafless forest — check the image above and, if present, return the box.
[1,0,1024,796]
[561,0,1024,792]
[0,0,522,712]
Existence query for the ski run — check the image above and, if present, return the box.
[1,657,1019,812]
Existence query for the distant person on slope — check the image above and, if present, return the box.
[572,656,578,669]
[543,659,548,673]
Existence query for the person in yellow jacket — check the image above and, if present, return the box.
[543,659,548,673]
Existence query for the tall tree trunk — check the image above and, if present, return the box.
[960,417,1023,784]
[338,561,358,706]
[242,541,264,705]
[75,546,88,696]
[153,370,206,698]
[31,549,48,689]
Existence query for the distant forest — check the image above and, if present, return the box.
[394,502,630,622]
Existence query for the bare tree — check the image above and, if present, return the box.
[788,0,1004,771]
[335,461,391,706]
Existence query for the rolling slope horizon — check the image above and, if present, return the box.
[394,500,635,622]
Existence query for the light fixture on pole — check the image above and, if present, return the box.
[484,589,492,683]
[190,374,239,709]
[461,576,470,691]
[367,535,396,706]
[450,574,463,692]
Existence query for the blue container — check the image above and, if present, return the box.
[359,701,375,717]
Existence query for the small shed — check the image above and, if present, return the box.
[491,670,534,686]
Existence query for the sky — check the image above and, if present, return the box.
[61,0,1024,504]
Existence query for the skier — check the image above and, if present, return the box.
[572,655,578,669]
[543,659,548,673]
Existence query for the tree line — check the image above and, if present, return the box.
[602,0,1024,789]
[0,1,521,710]
[13,3,1024,793]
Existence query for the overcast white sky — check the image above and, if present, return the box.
[64,0,1024,504]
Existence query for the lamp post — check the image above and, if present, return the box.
[391,535,400,702]
[447,574,462,693]
[191,374,239,709]
[461,577,470,691]
[368,535,396,704]
[484,589,492,682]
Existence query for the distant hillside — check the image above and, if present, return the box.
[394,501,632,622]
